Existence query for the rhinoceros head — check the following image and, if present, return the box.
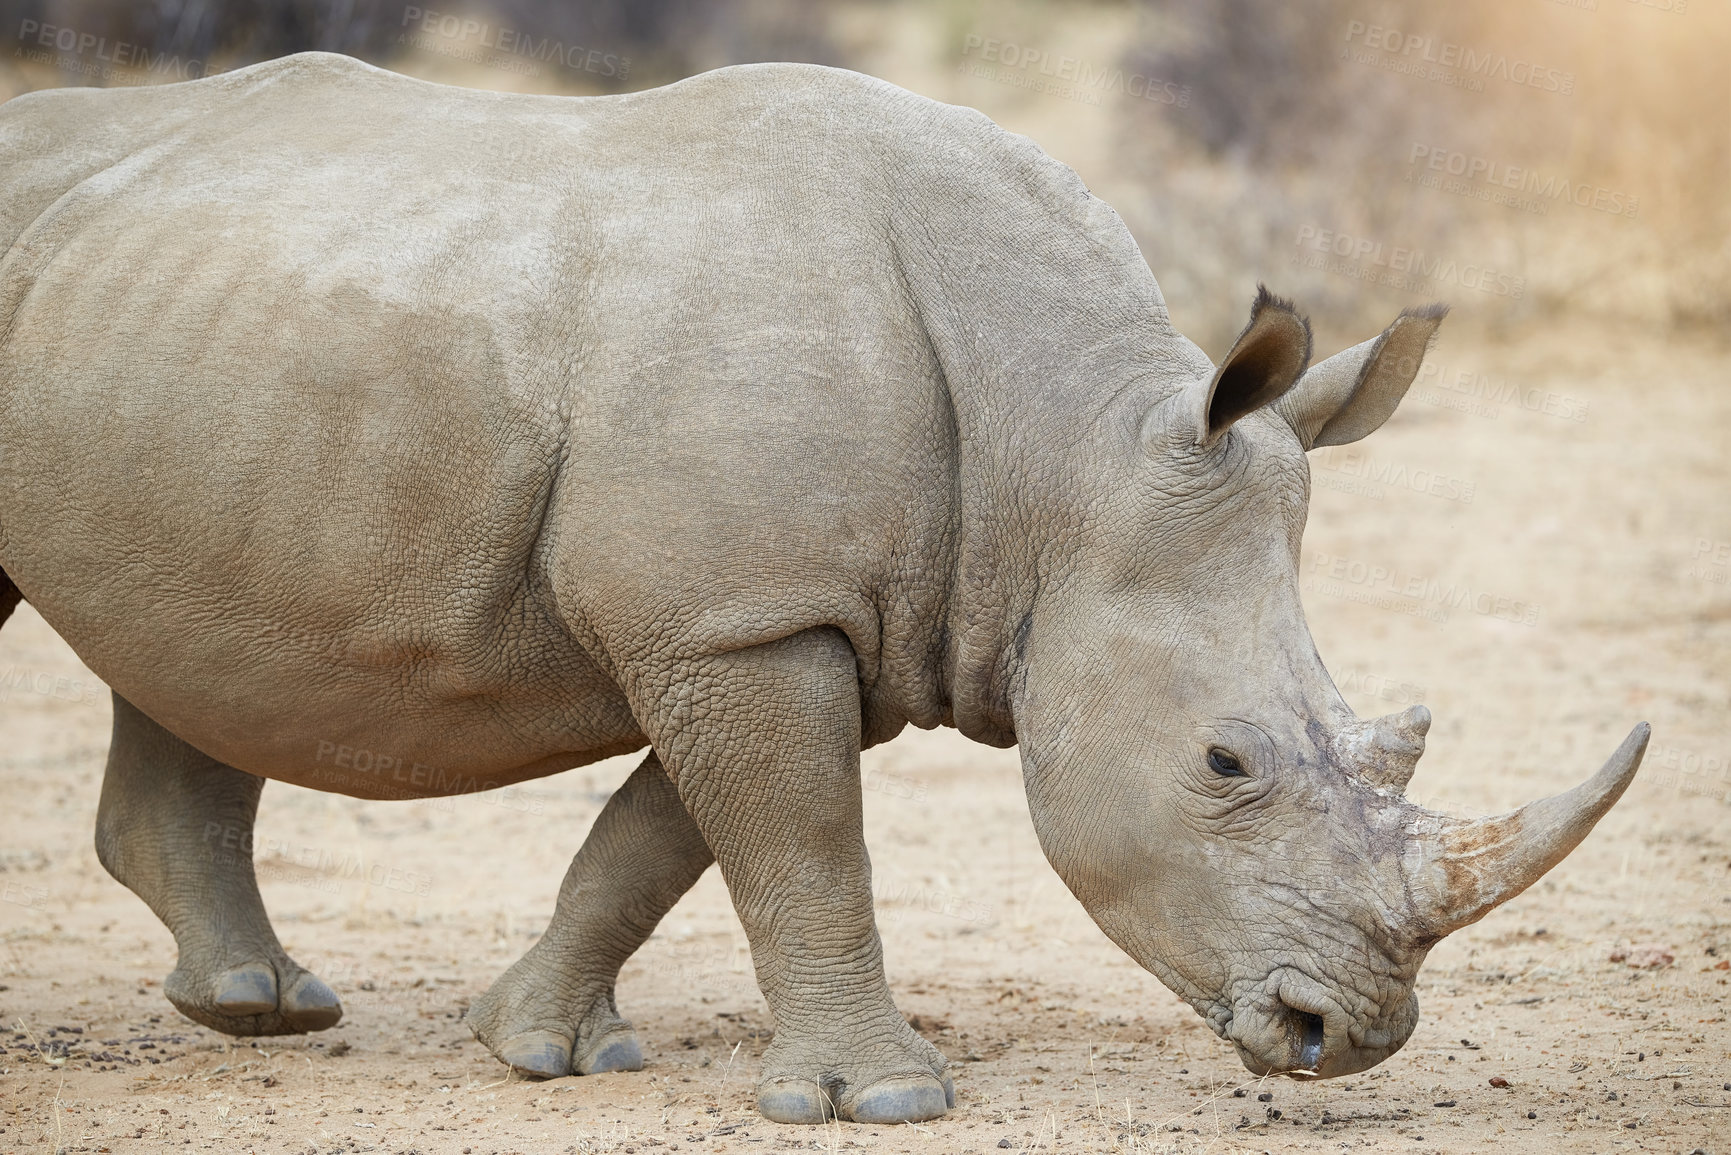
[1012,287,1647,1079]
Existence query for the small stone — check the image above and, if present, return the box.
[1489,1077,1509,1088]
[1434,1100,1457,1108]
[1232,1088,1246,1097]
[1257,1092,1273,1102]
[1527,1111,1537,1120]
[998,1140,1012,1149]
[1623,943,1675,969]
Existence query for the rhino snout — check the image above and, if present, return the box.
[1224,971,1417,1080]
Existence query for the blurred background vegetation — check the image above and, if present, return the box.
[0,0,1723,352]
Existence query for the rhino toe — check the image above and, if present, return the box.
[576,1027,642,1075]
[846,1074,951,1124]
[756,1077,834,1124]
[495,1029,575,1079]
[212,964,278,1016]
[279,971,343,1031]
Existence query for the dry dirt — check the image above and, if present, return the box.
[0,322,1727,1154]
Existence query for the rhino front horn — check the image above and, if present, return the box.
[1402,723,1649,938]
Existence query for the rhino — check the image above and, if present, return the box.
[0,53,1646,1125]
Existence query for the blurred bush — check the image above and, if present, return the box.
[1123,0,1730,340]
[0,0,1721,339]
[0,0,839,88]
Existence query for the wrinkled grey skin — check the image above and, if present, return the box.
[0,55,1646,1124]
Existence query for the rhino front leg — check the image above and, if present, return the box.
[651,628,950,1125]
[467,749,714,1077]
[95,693,342,1035]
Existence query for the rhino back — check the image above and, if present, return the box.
[0,55,964,786]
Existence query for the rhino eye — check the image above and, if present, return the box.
[1207,748,1246,777]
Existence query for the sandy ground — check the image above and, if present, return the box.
[0,321,1727,1155]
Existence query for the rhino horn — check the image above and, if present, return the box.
[1403,723,1650,938]
[1336,704,1430,794]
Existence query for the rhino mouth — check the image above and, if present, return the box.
[1219,969,1360,1078]
[1295,1010,1325,1071]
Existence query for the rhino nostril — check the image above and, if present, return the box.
[1295,1011,1325,1070]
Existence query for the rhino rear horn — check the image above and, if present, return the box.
[1336,704,1430,794]
[1275,303,1448,449]
[1402,723,1649,938]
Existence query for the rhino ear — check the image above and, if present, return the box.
[1193,284,1313,446]
[1274,304,1448,449]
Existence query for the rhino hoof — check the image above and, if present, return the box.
[756,1077,835,1124]
[279,972,343,1031]
[497,1029,575,1079]
[577,1029,643,1075]
[212,965,278,1016]
[848,1074,951,1124]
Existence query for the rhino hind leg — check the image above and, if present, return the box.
[467,750,714,1078]
[94,692,342,1036]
